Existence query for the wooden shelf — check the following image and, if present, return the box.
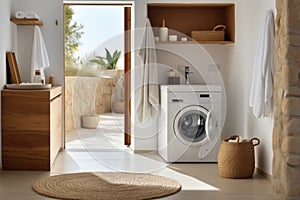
[10,18,43,26]
[148,3,234,8]
[156,40,234,44]
[147,3,235,44]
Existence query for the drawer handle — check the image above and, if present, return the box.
[172,99,184,102]
[200,94,210,98]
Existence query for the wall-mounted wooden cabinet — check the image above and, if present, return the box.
[147,3,235,44]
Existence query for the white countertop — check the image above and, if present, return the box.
[160,84,222,92]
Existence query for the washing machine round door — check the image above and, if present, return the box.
[173,105,208,146]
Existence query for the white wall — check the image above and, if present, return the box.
[223,0,275,175]
[0,1,13,86]
[133,0,276,175]
[216,0,275,175]
[241,0,275,175]
[0,0,14,167]
[7,0,275,175]
[12,0,64,85]
[132,0,234,151]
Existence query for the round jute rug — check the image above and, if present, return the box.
[32,172,181,200]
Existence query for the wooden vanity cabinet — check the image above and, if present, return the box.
[1,86,62,170]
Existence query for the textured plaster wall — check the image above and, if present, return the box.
[65,76,117,131]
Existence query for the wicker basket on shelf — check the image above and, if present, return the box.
[218,135,260,179]
[191,24,226,41]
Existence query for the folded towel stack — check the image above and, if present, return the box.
[15,11,25,19]
[15,11,40,20]
[25,11,40,19]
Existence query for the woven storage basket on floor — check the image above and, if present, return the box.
[218,135,260,179]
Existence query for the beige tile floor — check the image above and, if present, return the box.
[0,113,274,199]
[66,113,126,150]
[0,152,274,200]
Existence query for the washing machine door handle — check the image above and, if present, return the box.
[205,110,216,142]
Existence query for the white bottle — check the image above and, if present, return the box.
[33,69,42,84]
[159,19,168,42]
[167,69,176,85]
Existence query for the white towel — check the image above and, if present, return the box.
[15,11,25,19]
[136,18,160,125]
[250,10,275,118]
[25,11,40,20]
[31,26,50,82]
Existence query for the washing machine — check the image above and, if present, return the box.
[158,85,222,162]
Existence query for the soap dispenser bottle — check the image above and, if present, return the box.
[33,69,42,83]
[167,69,175,85]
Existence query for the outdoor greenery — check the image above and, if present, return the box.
[64,7,122,77]
[65,66,79,76]
[90,48,121,70]
[64,5,84,75]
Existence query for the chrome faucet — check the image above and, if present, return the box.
[185,66,192,85]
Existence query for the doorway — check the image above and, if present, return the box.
[63,2,132,150]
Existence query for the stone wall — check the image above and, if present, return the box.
[65,76,116,131]
[273,0,300,198]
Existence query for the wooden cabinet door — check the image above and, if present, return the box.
[50,95,62,166]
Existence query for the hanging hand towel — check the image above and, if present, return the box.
[136,18,160,125]
[31,26,50,82]
[250,10,275,118]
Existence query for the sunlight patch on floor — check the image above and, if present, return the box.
[63,113,219,191]
[53,150,219,191]
[66,113,126,150]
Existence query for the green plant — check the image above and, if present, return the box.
[90,48,121,70]
[64,5,84,70]
[65,65,79,76]
[65,65,100,77]
[77,66,99,77]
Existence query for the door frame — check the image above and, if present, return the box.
[63,1,133,148]
[124,6,131,145]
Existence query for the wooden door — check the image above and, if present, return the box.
[124,7,131,145]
